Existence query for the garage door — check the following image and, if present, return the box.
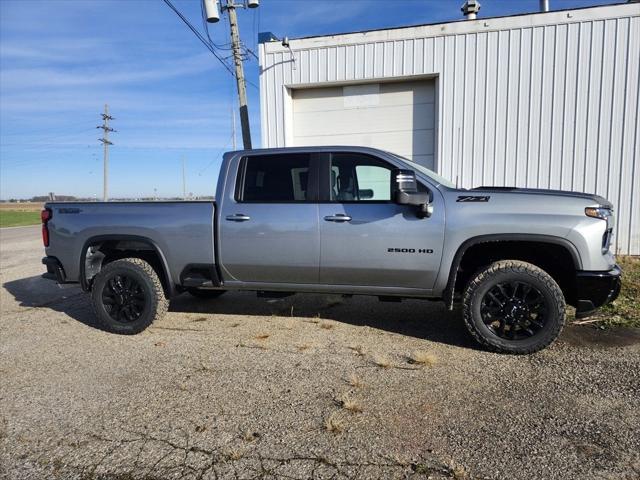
[291,80,436,169]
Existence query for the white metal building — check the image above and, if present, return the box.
[258,3,640,255]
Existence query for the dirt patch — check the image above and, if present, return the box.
[561,325,640,348]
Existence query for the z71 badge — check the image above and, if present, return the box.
[457,195,490,202]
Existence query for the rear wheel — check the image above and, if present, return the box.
[463,260,565,354]
[186,288,226,299]
[91,258,168,334]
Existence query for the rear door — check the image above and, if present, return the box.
[218,153,320,284]
[318,152,445,290]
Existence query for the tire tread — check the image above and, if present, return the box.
[91,257,168,334]
[462,260,565,354]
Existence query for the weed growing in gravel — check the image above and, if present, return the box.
[347,374,365,389]
[336,393,363,413]
[319,321,334,330]
[348,345,365,356]
[297,343,312,352]
[324,412,345,433]
[243,430,258,442]
[451,464,469,479]
[372,354,392,368]
[408,351,438,367]
[224,447,245,461]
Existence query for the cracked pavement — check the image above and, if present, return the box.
[1,226,639,480]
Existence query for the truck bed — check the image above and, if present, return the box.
[44,201,216,286]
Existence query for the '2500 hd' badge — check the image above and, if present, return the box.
[387,248,434,254]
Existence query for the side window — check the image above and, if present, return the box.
[240,154,310,202]
[330,153,392,202]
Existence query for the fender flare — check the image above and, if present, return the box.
[79,234,175,296]
[443,233,582,309]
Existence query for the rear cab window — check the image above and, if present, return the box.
[237,153,312,202]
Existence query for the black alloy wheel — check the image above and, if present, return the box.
[102,274,147,323]
[463,260,566,354]
[480,281,548,341]
[91,258,168,334]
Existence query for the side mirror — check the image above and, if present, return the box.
[392,169,432,218]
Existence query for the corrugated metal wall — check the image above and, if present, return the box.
[260,4,640,255]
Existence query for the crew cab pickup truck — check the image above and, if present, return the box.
[41,146,621,354]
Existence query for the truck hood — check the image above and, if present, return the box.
[470,186,612,208]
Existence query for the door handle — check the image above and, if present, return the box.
[226,214,251,222]
[324,214,352,222]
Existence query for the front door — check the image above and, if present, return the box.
[319,152,445,290]
[218,152,320,284]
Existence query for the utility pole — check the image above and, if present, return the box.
[226,3,251,149]
[97,104,115,201]
[204,0,258,150]
[182,156,187,199]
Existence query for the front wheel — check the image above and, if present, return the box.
[91,258,168,334]
[463,260,565,354]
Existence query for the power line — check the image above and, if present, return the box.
[198,131,236,175]
[161,0,237,78]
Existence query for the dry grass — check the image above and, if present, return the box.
[319,321,335,330]
[237,341,268,350]
[324,412,345,433]
[254,333,270,340]
[336,393,363,413]
[242,430,258,442]
[408,350,438,367]
[372,354,392,369]
[0,202,42,212]
[347,373,365,389]
[348,345,365,356]
[598,255,640,328]
[224,447,245,461]
[296,343,312,352]
[451,464,469,479]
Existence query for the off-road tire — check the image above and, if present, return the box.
[463,260,565,354]
[91,258,168,334]
[186,288,226,299]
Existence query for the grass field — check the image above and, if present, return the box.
[0,203,43,227]
[0,210,42,227]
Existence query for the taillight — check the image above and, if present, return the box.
[41,208,52,247]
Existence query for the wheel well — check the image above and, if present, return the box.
[452,241,577,303]
[83,238,171,296]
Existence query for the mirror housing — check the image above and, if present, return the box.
[392,169,432,218]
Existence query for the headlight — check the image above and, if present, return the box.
[585,206,612,220]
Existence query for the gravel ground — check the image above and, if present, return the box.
[1,226,639,480]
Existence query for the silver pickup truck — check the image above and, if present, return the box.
[41,146,621,354]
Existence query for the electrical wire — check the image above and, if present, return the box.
[198,131,236,175]
[200,0,233,50]
[161,0,236,78]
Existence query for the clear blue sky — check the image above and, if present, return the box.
[0,0,623,200]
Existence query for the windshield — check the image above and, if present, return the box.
[388,153,458,189]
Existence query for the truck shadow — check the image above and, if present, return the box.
[170,291,476,349]
[3,275,475,349]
